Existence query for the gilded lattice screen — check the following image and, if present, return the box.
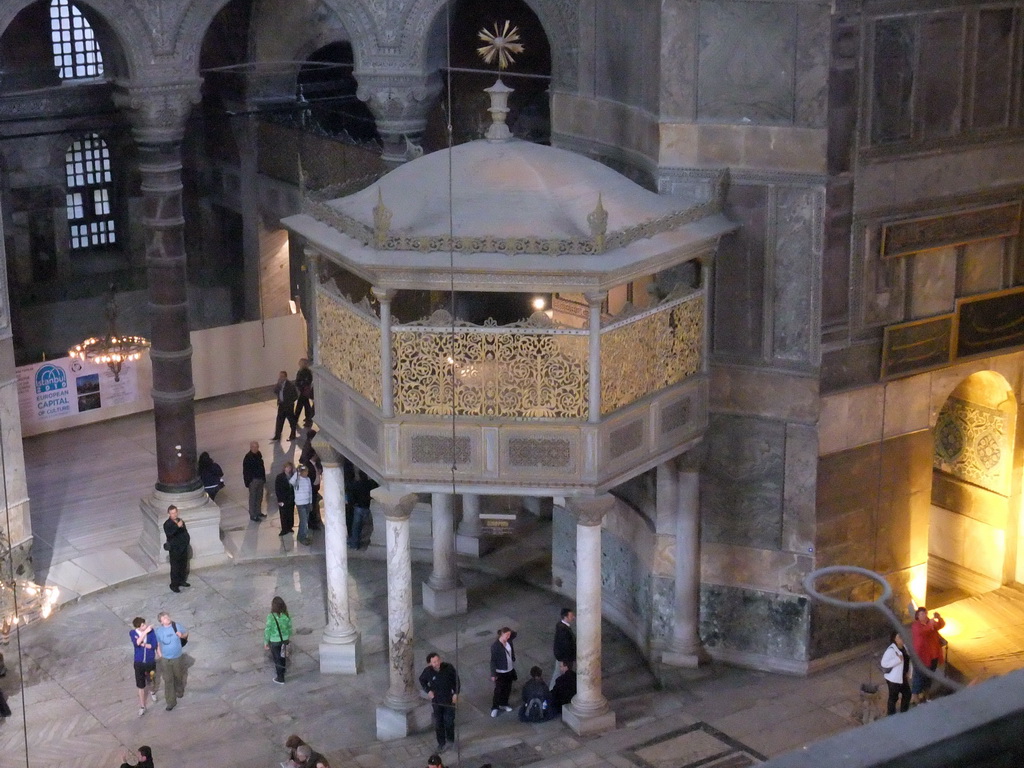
[392,327,588,419]
[317,289,382,407]
[600,295,704,415]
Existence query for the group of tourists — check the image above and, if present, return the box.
[418,607,580,754]
[880,605,947,715]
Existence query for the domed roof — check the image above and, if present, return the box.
[318,138,708,255]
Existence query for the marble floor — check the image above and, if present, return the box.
[5,392,894,768]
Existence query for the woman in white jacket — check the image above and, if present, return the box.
[881,630,911,715]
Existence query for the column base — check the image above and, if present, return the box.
[562,703,616,735]
[422,581,467,617]
[140,488,226,566]
[660,647,709,669]
[319,632,362,674]
[455,532,495,558]
[375,702,434,741]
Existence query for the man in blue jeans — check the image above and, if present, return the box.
[348,470,377,549]
[154,611,188,711]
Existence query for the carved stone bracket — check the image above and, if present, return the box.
[113,78,203,144]
[355,70,442,163]
[372,488,417,521]
[567,494,617,527]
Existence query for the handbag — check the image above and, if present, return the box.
[273,614,289,658]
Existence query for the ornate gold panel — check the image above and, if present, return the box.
[393,328,588,419]
[600,296,703,415]
[317,289,382,407]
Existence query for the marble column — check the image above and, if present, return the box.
[456,493,491,557]
[585,291,605,423]
[116,81,224,565]
[563,494,617,735]
[372,286,395,417]
[356,71,442,165]
[661,456,707,667]
[374,488,432,740]
[423,492,467,616]
[316,444,361,673]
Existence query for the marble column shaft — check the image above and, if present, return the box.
[585,292,605,424]
[673,467,703,654]
[372,286,395,417]
[566,495,616,718]
[322,457,356,642]
[458,493,481,536]
[376,489,420,710]
[429,492,457,589]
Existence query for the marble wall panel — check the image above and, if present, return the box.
[794,1,829,129]
[659,0,698,120]
[909,247,957,319]
[827,17,860,175]
[932,473,1010,529]
[961,239,1005,295]
[712,183,766,358]
[700,583,809,662]
[782,423,817,556]
[710,365,819,423]
[594,0,660,112]
[821,339,883,394]
[821,179,853,331]
[883,374,932,440]
[870,18,915,144]
[772,186,820,365]
[972,7,1014,129]
[659,123,827,173]
[819,385,883,455]
[918,13,964,140]
[702,541,813,594]
[697,0,797,123]
[702,414,785,549]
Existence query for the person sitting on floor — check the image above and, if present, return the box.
[518,665,553,722]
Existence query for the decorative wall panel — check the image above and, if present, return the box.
[934,397,1011,496]
[317,288,382,407]
[392,326,588,419]
[600,295,703,415]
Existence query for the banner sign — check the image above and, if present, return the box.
[16,356,141,431]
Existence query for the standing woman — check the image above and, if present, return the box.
[910,606,945,704]
[881,631,911,715]
[265,596,293,684]
[489,626,517,717]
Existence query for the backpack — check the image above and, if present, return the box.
[524,697,546,722]
[173,622,189,647]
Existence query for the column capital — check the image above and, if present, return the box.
[113,78,203,144]
[355,70,442,164]
[566,494,617,527]
[371,285,397,302]
[312,440,342,467]
[583,291,607,307]
[372,488,417,521]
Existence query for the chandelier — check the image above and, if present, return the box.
[68,290,150,381]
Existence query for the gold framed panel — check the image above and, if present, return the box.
[880,202,1021,259]
[954,285,1024,359]
[880,314,954,379]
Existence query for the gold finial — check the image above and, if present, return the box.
[477,21,524,70]
[588,193,608,252]
[372,188,392,248]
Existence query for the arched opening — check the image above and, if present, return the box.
[0,0,133,365]
[422,0,552,151]
[929,371,1020,606]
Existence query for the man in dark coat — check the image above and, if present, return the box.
[294,357,314,427]
[242,441,267,521]
[163,505,191,593]
[271,370,299,441]
[419,652,460,753]
[550,660,577,714]
[553,608,576,678]
[274,462,295,535]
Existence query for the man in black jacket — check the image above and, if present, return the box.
[419,652,460,753]
[550,660,577,714]
[274,462,295,535]
[242,441,267,521]
[272,370,299,441]
[553,608,576,679]
[294,357,314,427]
[163,505,191,592]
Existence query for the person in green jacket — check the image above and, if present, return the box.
[264,596,293,684]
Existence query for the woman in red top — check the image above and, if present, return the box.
[910,606,945,704]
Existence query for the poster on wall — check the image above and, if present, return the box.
[16,356,140,431]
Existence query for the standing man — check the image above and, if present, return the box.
[128,617,158,717]
[154,611,188,711]
[294,357,314,427]
[419,652,460,753]
[272,370,299,441]
[275,462,296,536]
[163,505,190,593]
[290,464,314,546]
[347,470,377,550]
[553,607,576,679]
[489,626,517,717]
[243,441,267,522]
[550,660,577,714]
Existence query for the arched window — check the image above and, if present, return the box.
[49,0,103,80]
[65,134,115,249]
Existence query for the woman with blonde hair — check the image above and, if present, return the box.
[264,596,293,684]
